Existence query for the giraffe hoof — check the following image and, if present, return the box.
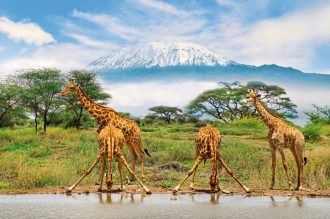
[97,188,102,193]
[295,186,306,191]
[65,189,72,194]
[146,190,152,195]
[243,186,251,193]
[221,189,231,194]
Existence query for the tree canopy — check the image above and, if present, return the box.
[16,68,65,132]
[148,106,183,124]
[305,104,330,124]
[0,82,25,127]
[61,70,111,128]
[187,81,297,123]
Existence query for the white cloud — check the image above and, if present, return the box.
[71,10,141,40]
[99,80,330,126]
[103,81,218,115]
[137,0,187,16]
[0,17,55,46]
[67,33,119,50]
[0,43,107,74]
[207,4,330,69]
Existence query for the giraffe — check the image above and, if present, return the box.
[173,124,250,193]
[247,89,307,190]
[65,125,151,194]
[61,82,150,182]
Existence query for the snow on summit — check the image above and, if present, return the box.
[89,42,236,70]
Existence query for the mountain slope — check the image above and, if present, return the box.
[89,41,330,87]
[89,42,237,70]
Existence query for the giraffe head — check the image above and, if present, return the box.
[61,81,79,96]
[246,89,260,105]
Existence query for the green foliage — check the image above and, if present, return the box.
[302,124,322,141]
[16,68,65,132]
[148,106,183,124]
[0,124,330,191]
[0,83,27,127]
[187,81,297,122]
[61,70,111,129]
[305,104,330,125]
[214,117,267,138]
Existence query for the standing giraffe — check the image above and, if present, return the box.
[173,124,250,193]
[247,89,307,190]
[61,82,150,182]
[66,125,151,194]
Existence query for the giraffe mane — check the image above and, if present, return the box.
[77,85,131,120]
[256,97,281,119]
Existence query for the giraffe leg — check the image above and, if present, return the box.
[217,155,250,193]
[118,160,124,190]
[173,155,203,193]
[189,166,199,190]
[210,152,218,192]
[293,145,304,191]
[66,152,104,193]
[270,147,276,190]
[116,150,151,194]
[279,148,292,190]
[139,152,145,182]
[106,138,114,192]
[127,144,138,182]
[290,147,300,190]
[97,155,106,192]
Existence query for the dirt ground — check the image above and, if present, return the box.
[2,185,330,198]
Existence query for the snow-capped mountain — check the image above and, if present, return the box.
[89,42,237,70]
[88,41,330,89]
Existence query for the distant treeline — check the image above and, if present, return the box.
[0,68,329,132]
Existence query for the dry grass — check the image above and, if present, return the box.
[0,121,329,192]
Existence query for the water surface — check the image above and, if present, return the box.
[1,193,329,219]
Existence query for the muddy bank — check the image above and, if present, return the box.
[2,185,330,198]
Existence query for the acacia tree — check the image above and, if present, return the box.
[148,106,183,124]
[61,70,111,128]
[0,82,25,127]
[245,81,297,119]
[16,69,65,132]
[305,104,330,124]
[187,81,297,123]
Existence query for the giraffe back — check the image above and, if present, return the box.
[195,125,221,158]
[98,126,125,153]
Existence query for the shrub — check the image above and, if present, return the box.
[303,124,322,141]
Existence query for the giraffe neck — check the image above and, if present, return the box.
[76,86,104,121]
[255,98,278,128]
[76,86,124,125]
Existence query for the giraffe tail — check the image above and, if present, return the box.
[144,149,152,158]
[304,157,308,165]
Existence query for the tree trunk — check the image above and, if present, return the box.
[76,107,83,129]
[43,111,47,132]
[34,108,38,133]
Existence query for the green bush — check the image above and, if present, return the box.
[303,124,322,141]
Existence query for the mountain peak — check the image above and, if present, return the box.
[89,41,236,70]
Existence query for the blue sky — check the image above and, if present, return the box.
[1,0,330,74]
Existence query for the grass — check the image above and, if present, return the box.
[0,119,329,193]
